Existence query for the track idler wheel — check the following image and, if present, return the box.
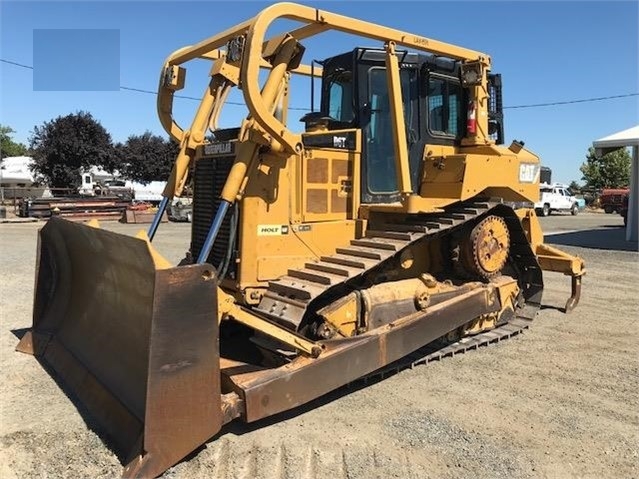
[459,215,510,280]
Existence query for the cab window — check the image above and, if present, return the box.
[327,71,354,123]
[428,75,462,137]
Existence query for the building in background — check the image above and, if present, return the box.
[593,126,639,242]
[0,156,50,200]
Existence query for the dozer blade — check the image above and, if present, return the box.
[16,217,222,478]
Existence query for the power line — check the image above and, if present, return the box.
[119,86,201,102]
[504,93,639,109]
[119,85,311,111]
[1,59,34,69]
[2,58,638,111]
[0,59,311,111]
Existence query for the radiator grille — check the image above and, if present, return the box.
[191,156,237,279]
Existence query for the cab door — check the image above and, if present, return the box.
[358,63,419,204]
[560,188,573,209]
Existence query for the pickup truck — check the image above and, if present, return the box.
[534,183,579,217]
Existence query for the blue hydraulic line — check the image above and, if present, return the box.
[197,200,231,264]
[147,196,170,241]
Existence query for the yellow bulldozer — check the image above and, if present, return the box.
[17,3,585,477]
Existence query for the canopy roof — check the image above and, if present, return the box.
[593,125,639,156]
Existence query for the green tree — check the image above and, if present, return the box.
[0,125,28,158]
[580,147,631,189]
[116,131,178,184]
[568,180,581,193]
[29,112,114,189]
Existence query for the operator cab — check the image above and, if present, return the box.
[303,48,503,204]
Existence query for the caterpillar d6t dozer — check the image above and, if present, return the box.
[17,3,586,477]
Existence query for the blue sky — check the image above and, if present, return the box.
[1,1,637,184]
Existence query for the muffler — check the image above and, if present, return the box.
[16,218,223,478]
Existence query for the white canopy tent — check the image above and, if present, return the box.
[592,125,639,242]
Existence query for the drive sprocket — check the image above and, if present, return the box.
[459,215,510,280]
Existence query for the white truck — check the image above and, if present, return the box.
[534,183,579,217]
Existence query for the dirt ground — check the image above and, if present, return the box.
[1,212,637,479]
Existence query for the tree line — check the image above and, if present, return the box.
[1,112,632,190]
[1,112,177,189]
[1,125,28,157]
[578,147,631,190]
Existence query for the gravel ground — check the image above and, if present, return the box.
[1,211,637,478]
